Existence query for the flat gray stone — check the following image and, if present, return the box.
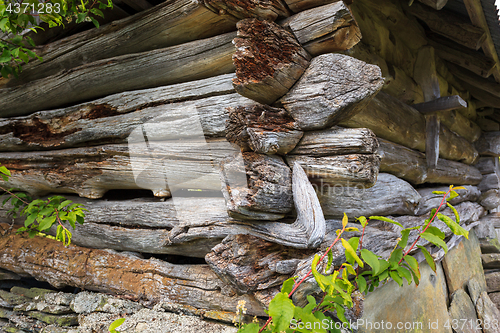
[41,292,75,306]
[476,291,500,333]
[467,276,487,305]
[485,271,500,293]
[448,289,481,333]
[482,253,500,269]
[488,292,500,311]
[10,287,54,299]
[480,238,500,254]
[70,291,142,315]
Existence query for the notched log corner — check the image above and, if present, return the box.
[232,18,311,105]
[220,152,293,220]
[203,0,291,21]
[225,104,303,154]
[278,53,384,130]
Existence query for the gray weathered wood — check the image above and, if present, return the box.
[405,2,486,50]
[435,109,482,143]
[448,64,500,100]
[231,18,310,105]
[0,32,237,118]
[475,157,500,175]
[220,152,293,220]
[204,0,291,20]
[115,0,153,11]
[426,114,440,169]
[412,96,468,114]
[378,139,483,185]
[478,173,500,192]
[5,0,239,88]
[278,54,384,130]
[479,189,500,210]
[0,74,254,151]
[317,173,421,219]
[280,2,361,55]
[286,154,380,188]
[289,126,379,156]
[284,0,339,12]
[417,0,448,10]
[0,138,238,199]
[475,131,500,156]
[0,234,268,317]
[416,185,481,215]
[339,92,479,165]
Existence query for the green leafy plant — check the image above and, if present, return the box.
[108,318,125,333]
[237,186,468,333]
[0,163,86,245]
[0,0,113,78]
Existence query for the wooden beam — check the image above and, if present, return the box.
[459,80,500,108]
[462,0,500,82]
[427,33,495,78]
[115,0,153,11]
[203,0,291,20]
[412,96,468,114]
[417,0,448,10]
[447,63,500,99]
[405,2,486,50]
[475,131,500,156]
[283,0,339,13]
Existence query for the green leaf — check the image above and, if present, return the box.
[28,229,38,238]
[58,200,72,210]
[76,12,86,23]
[38,215,56,231]
[1,65,12,78]
[368,216,403,228]
[403,255,420,283]
[396,266,412,285]
[389,270,403,287]
[0,18,8,31]
[361,249,379,274]
[357,216,368,228]
[303,295,317,313]
[237,323,260,333]
[355,275,367,293]
[421,231,448,253]
[399,227,418,249]
[281,277,296,294]
[342,212,348,228]
[108,318,125,332]
[431,191,446,195]
[294,306,327,333]
[76,215,84,224]
[25,49,38,59]
[0,165,11,177]
[342,238,363,268]
[268,292,295,332]
[389,248,403,268]
[417,245,436,273]
[425,226,445,239]
[326,248,333,272]
[18,50,29,63]
[90,17,99,28]
[24,213,36,227]
[0,50,11,63]
[26,36,35,47]
[447,190,459,201]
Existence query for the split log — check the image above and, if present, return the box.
[459,79,500,108]
[339,92,480,165]
[0,75,255,151]
[231,19,310,105]
[412,96,468,114]
[286,154,380,188]
[416,185,481,215]
[405,2,486,50]
[0,32,237,118]
[475,157,500,175]
[479,189,500,210]
[0,234,268,317]
[378,139,483,185]
[0,138,240,199]
[280,1,361,55]
[289,126,379,156]
[5,0,239,87]
[220,152,293,220]
[478,173,500,192]
[203,0,290,20]
[278,54,384,130]
[476,117,500,131]
[317,173,421,219]
[427,34,495,78]
[475,131,500,156]
[284,0,338,12]
[448,64,500,100]
[225,104,302,155]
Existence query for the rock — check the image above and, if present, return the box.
[26,311,79,326]
[10,287,55,299]
[489,292,500,310]
[357,261,451,333]
[0,269,20,281]
[70,291,142,315]
[482,253,500,269]
[476,291,500,333]
[14,301,72,315]
[41,292,75,306]
[442,229,487,295]
[0,290,30,308]
[479,189,500,210]
[467,276,487,305]
[76,312,119,333]
[485,271,500,293]
[480,238,500,254]
[448,289,481,333]
[41,326,71,333]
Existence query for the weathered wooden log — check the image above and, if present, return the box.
[5,0,239,88]
[225,104,302,155]
[0,32,237,118]
[405,2,485,50]
[378,139,483,185]
[417,0,448,10]
[475,131,500,156]
[220,152,293,220]
[231,19,310,105]
[317,173,421,219]
[475,157,500,175]
[203,0,290,20]
[459,79,500,109]
[0,233,267,317]
[478,173,500,192]
[278,54,384,130]
[412,96,468,114]
[284,0,338,12]
[289,126,378,156]
[0,138,240,199]
[476,117,500,131]
[479,189,500,210]
[0,74,255,151]
[448,64,500,100]
[416,185,481,215]
[339,92,479,165]
[286,154,380,188]
[280,2,361,56]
